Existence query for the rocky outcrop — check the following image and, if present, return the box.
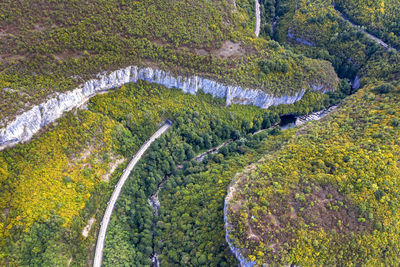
[225,206,256,267]
[0,66,329,150]
[224,167,256,267]
[352,76,360,90]
[295,105,337,126]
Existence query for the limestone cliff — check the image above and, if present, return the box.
[0,66,329,150]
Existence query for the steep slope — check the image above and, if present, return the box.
[226,12,400,262]
[335,0,400,49]
[0,0,338,128]
[0,63,337,150]
[226,80,400,265]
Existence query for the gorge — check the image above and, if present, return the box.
[0,66,330,151]
[4,0,399,265]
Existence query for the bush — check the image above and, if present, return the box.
[373,83,395,94]
[259,60,290,74]
[62,176,73,184]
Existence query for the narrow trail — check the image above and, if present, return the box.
[254,0,261,37]
[193,141,231,162]
[93,121,172,267]
[333,5,395,51]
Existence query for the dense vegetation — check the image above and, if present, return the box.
[226,0,400,264]
[103,115,279,265]
[0,80,288,265]
[280,0,400,89]
[88,81,282,265]
[258,0,297,43]
[99,79,347,266]
[283,0,387,81]
[99,93,296,265]
[227,80,400,265]
[2,0,400,266]
[0,0,340,265]
[0,0,338,126]
[258,0,388,69]
[157,129,295,266]
[335,0,400,49]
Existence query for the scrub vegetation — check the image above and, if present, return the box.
[226,0,400,265]
[1,0,400,266]
[0,0,337,126]
[335,0,400,49]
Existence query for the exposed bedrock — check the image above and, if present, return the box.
[0,66,331,150]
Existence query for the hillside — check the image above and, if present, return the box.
[2,0,400,266]
[335,0,400,49]
[226,79,400,265]
[225,0,400,264]
[0,0,338,128]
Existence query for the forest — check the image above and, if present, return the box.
[0,80,282,265]
[1,0,400,266]
[0,0,337,126]
[96,84,294,265]
[226,0,400,265]
[335,0,400,49]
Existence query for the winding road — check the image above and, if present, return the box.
[333,5,395,51]
[93,121,172,267]
[254,0,261,37]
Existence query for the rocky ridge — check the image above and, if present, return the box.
[224,165,257,267]
[0,66,329,150]
[224,105,339,266]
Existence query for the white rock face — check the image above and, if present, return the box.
[0,66,330,150]
[352,75,360,90]
[224,167,257,267]
[295,105,337,126]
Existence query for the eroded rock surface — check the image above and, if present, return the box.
[0,66,330,150]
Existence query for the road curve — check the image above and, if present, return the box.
[254,0,261,37]
[93,121,172,267]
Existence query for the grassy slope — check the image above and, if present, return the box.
[0,0,338,126]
